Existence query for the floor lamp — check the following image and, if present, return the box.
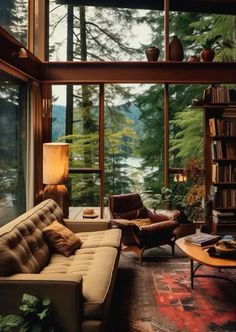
[43,143,69,218]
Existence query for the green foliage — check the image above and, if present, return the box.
[0,294,55,332]
[169,108,204,163]
[201,34,222,49]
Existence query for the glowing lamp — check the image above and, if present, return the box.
[43,143,69,217]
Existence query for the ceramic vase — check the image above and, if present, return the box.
[145,46,160,61]
[169,35,184,61]
[200,48,215,62]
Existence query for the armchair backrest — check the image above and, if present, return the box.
[108,193,148,220]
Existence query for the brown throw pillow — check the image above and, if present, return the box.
[42,220,82,257]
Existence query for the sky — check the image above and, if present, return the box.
[50,5,152,105]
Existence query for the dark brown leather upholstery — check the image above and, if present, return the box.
[108,192,180,264]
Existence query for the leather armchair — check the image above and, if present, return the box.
[108,192,180,264]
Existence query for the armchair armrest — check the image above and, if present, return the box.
[64,219,110,233]
[140,220,179,233]
[0,274,82,332]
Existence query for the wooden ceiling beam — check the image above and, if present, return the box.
[0,27,43,81]
[56,0,236,15]
[45,61,236,84]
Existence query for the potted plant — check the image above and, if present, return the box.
[142,160,208,238]
[0,293,56,332]
[200,35,222,62]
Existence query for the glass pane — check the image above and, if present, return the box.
[52,84,100,206]
[169,11,236,61]
[69,173,100,207]
[104,84,164,208]
[52,84,99,168]
[0,0,28,46]
[49,0,152,61]
[168,84,206,222]
[0,71,27,225]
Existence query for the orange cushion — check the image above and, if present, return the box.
[42,220,82,257]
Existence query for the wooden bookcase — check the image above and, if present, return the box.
[205,101,236,235]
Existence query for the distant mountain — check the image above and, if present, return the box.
[52,102,143,140]
[117,102,143,137]
[52,104,66,141]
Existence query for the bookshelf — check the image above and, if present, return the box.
[205,94,236,235]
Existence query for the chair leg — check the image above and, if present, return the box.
[137,247,145,266]
[171,242,175,257]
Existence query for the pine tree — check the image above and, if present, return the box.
[49,2,143,204]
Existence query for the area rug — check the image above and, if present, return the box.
[107,248,236,332]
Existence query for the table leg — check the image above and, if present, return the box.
[190,259,194,289]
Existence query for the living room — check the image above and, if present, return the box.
[0,0,236,331]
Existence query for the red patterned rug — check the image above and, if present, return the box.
[107,248,236,332]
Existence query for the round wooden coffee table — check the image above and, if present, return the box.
[176,236,236,289]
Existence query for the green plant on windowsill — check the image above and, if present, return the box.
[0,293,56,332]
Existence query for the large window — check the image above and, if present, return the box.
[0,71,27,225]
[49,0,151,61]
[52,84,100,206]
[52,83,165,206]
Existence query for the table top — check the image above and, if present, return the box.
[176,236,236,268]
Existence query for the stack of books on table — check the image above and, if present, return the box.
[212,210,236,224]
[184,233,222,246]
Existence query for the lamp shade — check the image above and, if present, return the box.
[43,143,69,185]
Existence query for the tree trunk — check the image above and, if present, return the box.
[66,5,74,138]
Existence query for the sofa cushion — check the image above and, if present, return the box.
[42,220,82,257]
[0,224,50,276]
[77,228,121,249]
[40,246,118,319]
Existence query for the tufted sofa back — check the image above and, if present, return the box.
[0,199,64,276]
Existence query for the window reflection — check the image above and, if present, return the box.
[0,71,27,225]
[0,0,28,46]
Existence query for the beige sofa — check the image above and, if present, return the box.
[0,199,121,332]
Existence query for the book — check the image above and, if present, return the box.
[184,233,222,246]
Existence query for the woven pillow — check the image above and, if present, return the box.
[42,220,82,257]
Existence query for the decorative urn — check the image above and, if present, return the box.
[145,46,160,61]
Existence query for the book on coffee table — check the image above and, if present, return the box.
[184,233,222,247]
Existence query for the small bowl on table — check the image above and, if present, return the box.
[214,240,236,258]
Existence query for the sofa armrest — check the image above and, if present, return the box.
[64,219,111,233]
[0,274,82,332]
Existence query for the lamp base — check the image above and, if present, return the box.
[43,184,69,218]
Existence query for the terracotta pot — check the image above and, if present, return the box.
[188,55,200,62]
[200,48,215,62]
[169,35,184,61]
[145,47,160,61]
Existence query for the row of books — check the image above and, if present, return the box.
[184,232,222,246]
[222,107,236,119]
[209,118,236,136]
[212,209,236,224]
[211,141,236,159]
[212,163,236,183]
[203,86,230,103]
[211,187,236,208]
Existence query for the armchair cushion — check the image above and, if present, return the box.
[114,207,148,220]
[42,220,82,257]
[133,220,179,243]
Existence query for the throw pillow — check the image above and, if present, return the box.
[42,220,82,257]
